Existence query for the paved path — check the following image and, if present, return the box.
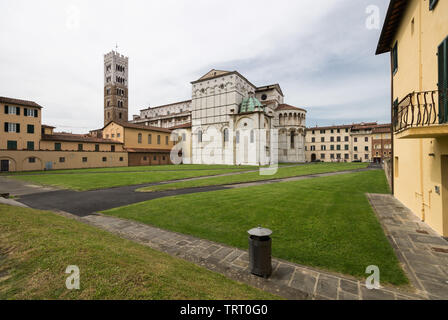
[14,168,372,216]
[367,193,448,300]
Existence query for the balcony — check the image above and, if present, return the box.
[393,89,448,139]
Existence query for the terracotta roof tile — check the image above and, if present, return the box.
[42,133,122,144]
[0,96,43,108]
[275,104,307,112]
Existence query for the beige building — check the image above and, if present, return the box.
[0,96,127,172]
[376,0,448,236]
[103,121,175,166]
[305,122,382,163]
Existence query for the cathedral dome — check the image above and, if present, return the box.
[239,94,264,113]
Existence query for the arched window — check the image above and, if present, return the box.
[223,128,229,143]
[138,133,142,144]
[250,130,254,143]
[236,131,240,144]
[198,130,202,143]
[290,131,295,149]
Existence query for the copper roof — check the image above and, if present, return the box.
[0,96,43,108]
[275,104,307,112]
[42,133,122,144]
[376,0,408,55]
[125,147,172,153]
[105,121,172,133]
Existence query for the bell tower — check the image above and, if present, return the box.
[104,50,129,125]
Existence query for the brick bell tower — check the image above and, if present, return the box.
[104,50,129,125]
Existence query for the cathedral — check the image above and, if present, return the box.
[104,50,307,165]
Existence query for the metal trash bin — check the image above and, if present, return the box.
[248,226,272,278]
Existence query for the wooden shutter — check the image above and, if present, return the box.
[4,122,8,132]
[438,37,448,123]
[16,107,20,115]
[4,105,8,114]
[24,108,28,116]
[34,109,38,117]
[16,123,20,133]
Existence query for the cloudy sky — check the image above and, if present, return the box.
[0,0,391,133]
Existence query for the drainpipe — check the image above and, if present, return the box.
[418,0,426,222]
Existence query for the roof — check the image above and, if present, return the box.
[256,84,284,97]
[196,69,232,81]
[191,70,257,89]
[104,121,172,133]
[275,104,307,112]
[41,133,122,144]
[140,100,192,111]
[351,122,378,130]
[169,122,192,130]
[0,96,43,109]
[41,124,55,128]
[125,148,172,153]
[239,96,264,113]
[376,0,408,55]
[372,123,392,133]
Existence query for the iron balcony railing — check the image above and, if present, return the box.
[393,89,448,133]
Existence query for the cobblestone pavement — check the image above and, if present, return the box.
[54,210,423,300]
[367,193,448,300]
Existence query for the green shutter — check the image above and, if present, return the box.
[4,105,8,114]
[438,37,448,124]
[430,0,439,10]
[34,109,38,117]
[16,123,20,133]
[16,107,20,115]
[4,122,8,132]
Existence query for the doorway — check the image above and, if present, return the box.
[0,160,9,172]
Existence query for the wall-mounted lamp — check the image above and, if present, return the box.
[429,153,435,157]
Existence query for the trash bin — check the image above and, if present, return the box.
[248,226,272,278]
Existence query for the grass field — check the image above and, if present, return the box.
[104,170,408,286]
[7,168,252,191]
[0,164,257,175]
[0,204,278,299]
[137,162,369,192]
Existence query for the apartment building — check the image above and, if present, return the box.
[376,0,448,236]
[102,121,175,166]
[372,124,392,163]
[0,96,127,172]
[304,122,390,163]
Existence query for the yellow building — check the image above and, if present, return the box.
[103,121,175,166]
[0,96,127,172]
[376,0,448,236]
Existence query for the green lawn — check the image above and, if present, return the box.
[0,204,278,300]
[104,170,408,286]
[138,162,369,192]
[0,164,257,176]
[8,168,252,191]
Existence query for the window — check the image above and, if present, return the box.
[429,0,438,10]
[223,129,229,143]
[320,130,325,134]
[330,137,334,142]
[331,129,334,133]
[345,154,349,160]
[250,130,255,143]
[55,143,61,151]
[330,145,334,151]
[162,156,166,161]
[27,124,34,134]
[320,154,325,159]
[392,42,398,74]
[153,155,157,161]
[82,157,88,162]
[438,36,448,123]
[7,141,17,150]
[321,137,325,142]
[354,154,358,160]
[78,144,83,151]
[28,157,36,163]
[354,146,358,151]
[344,145,349,150]
[148,134,152,144]
[59,157,65,163]
[27,141,34,150]
[198,130,203,143]
[310,145,315,151]
[102,157,107,162]
[290,131,294,148]
[4,105,19,115]
[24,108,35,117]
[345,128,349,133]
[311,137,315,143]
[111,145,115,152]
[365,137,368,142]
[117,133,121,138]
[95,144,99,152]
[365,154,369,160]
[337,154,341,159]
[321,145,326,151]
[365,146,369,151]
[119,157,124,162]
[138,133,142,144]
[330,154,335,159]
[4,122,20,133]
[336,145,341,151]
[236,131,239,144]
[165,136,169,145]
[336,136,341,142]
[344,136,348,142]
[354,137,358,142]
[157,135,161,144]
